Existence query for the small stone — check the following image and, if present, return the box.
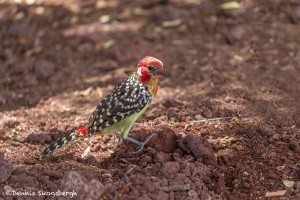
[59,171,105,200]
[160,162,180,176]
[167,107,181,121]
[291,6,300,24]
[12,59,34,75]
[42,169,62,179]
[140,155,153,167]
[7,22,36,40]
[12,166,27,175]
[132,174,149,185]
[272,133,281,141]
[227,25,246,44]
[288,140,299,151]
[295,181,300,191]
[243,182,251,189]
[23,158,34,165]
[156,190,169,200]
[259,125,275,137]
[201,108,213,118]
[0,162,13,183]
[34,60,55,80]
[154,152,172,163]
[239,128,256,138]
[188,190,199,198]
[26,133,52,144]
[145,108,161,119]
[9,173,39,188]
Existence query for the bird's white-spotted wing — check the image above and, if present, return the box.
[87,74,152,135]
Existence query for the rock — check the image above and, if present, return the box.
[154,152,172,163]
[58,171,105,200]
[227,25,246,44]
[272,133,281,141]
[9,173,39,188]
[220,8,243,18]
[144,127,177,153]
[23,158,35,165]
[140,155,153,167]
[12,59,34,75]
[239,128,256,138]
[291,6,300,24]
[37,175,58,191]
[188,190,199,198]
[167,107,181,121]
[0,152,5,165]
[132,174,149,185]
[12,166,27,175]
[42,169,63,179]
[259,125,275,137]
[149,5,190,24]
[138,195,152,200]
[156,190,169,200]
[159,162,180,176]
[183,135,217,166]
[7,22,36,41]
[26,133,52,144]
[0,161,13,183]
[163,97,183,108]
[288,140,299,151]
[145,108,162,119]
[34,60,55,80]
[295,181,300,191]
[0,152,13,183]
[201,108,213,118]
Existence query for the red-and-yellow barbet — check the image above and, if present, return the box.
[40,56,171,159]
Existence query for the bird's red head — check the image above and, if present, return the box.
[136,56,171,84]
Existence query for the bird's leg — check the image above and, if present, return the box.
[114,132,123,144]
[125,133,157,154]
[113,132,123,147]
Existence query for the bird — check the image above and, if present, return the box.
[40,56,171,159]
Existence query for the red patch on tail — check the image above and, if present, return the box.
[76,125,87,135]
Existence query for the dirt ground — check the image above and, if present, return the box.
[1,0,300,199]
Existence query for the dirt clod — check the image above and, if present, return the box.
[34,60,55,80]
[183,135,217,166]
[288,140,299,151]
[227,25,246,44]
[291,6,300,24]
[26,133,52,144]
[154,152,172,163]
[160,162,180,176]
[145,127,177,153]
[0,158,13,183]
[167,107,181,121]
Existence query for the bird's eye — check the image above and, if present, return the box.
[147,65,155,71]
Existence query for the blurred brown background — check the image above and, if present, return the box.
[0,0,300,199]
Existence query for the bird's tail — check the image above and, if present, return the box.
[39,125,88,160]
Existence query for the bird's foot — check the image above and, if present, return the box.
[125,133,157,154]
